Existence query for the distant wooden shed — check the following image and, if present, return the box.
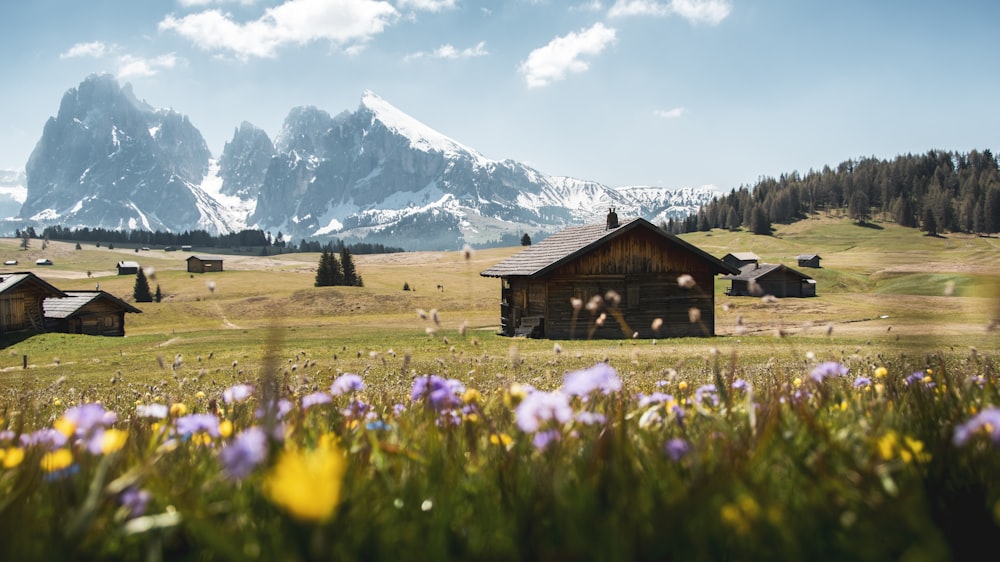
[0,272,66,335]
[117,261,140,275]
[721,252,760,269]
[723,263,816,298]
[797,254,822,268]
[187,256,224,273]
[44,291,142,337]
[480,214,739,339]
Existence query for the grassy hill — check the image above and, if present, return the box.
[0,215,996,387]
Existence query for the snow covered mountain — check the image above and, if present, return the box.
[0,169,26,220]
[17,76,715,250]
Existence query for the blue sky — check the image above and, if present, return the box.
[2,0,998,191]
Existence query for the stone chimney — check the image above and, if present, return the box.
[606,207,619,229]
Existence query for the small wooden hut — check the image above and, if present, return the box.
[117,261,140,275]
[186,256,224,273]
[43,291,142,337]
[0,272,67,335]
[721,252,760,269]
[723,263,816,298]
[797,254,822,268]
[480,213,739,339]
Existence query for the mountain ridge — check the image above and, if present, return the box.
[12,74,716,250]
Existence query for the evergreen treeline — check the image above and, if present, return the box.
[315,245,363,287]
[27,225,404,255]
[666,149,1000,236]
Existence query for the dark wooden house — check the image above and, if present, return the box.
[722,263,816,298]
[0,272,67,336]
[43,291,142,337]
[797,254,822,268]
[480,215,739,339]
[721,252,760,269]
[187,256,224,273]
[117,261,140,275]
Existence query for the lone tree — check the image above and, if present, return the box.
[133,269,153,303]
[520,233,531,246]
[314,247,343,287]
[341,248,362,287]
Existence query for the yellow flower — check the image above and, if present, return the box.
[2,447,25,468]
[218,419,234,438]
[53,416,76,438]
[101,429,128,454]
[192,433,213,447]
[877,431,898,461]
[41,449,74,472]
[504,383,528,408]
[53,398,62,406]
[792,377,802,388]
[265,445,347,522]
[462,388,482,404]
[195,391,206,400]
[874,366,888,378]
[170,403,188,417]
[678,381,689,391]
[490,433,513,447]
[902,436,931,464]
[464,412,480,424]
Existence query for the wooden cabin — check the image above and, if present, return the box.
[0,272,67,336]
[797,254,822,268]
[480,214,739,339]
[721,252,760,269]
[723,263,816,298]
[43,291,142,337]
[186,256,224,273]
[117,261,140,275]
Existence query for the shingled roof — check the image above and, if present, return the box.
[480,217,738,278]
[721,263,813,281]
[43,291,142,319]
[0,272,66,298]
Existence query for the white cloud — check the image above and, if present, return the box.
[572,1,604,12]
[519,22,617,88]
[405,41,488,61]
[608,0,731,25]
[654,107,685,119]
[117,54,180,79]
[60,41,112,59]
[395,0,457,12]
[159,0,400,59]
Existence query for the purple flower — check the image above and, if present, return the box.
[302,392,332,410]
[0,430,14,443]
[410,375,464,411]
[223,384,254,404]
[853,376,872,388]
[392,403,407,417]
[637,392,674,408]
[330,373,365,396]
[905,372,926,385]
[953,407,1000,447]
[664,438,692,461]
[810,362,848,382]
[532,429,562,451]
[119,487,153,519]
[562,363,622,397]
[175,414,220,437]
[219,427,268,480]
[342,398,371,419]
[575,411,607,425]
[732,379,750,392]
[694,384,719,407]
[20,428,68,450]
[255,399,293,420]
[63,403,117,435]
[515,391,573,433]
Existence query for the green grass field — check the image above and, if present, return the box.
[2,216,999,561]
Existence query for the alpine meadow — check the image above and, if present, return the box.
[1,213,998,561]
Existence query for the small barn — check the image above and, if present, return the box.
[0,272,66,335]
[187,256,224,273]
[797,254,822,268]
[44,291,142,337]
[721,252,760,269]
[480,213,739,339]
[723,263,816,298]
[117,261,140,275]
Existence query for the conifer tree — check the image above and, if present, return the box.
[341,248,361,286]
[133,269,153,303]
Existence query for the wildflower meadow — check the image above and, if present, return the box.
[1,339,998,561]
